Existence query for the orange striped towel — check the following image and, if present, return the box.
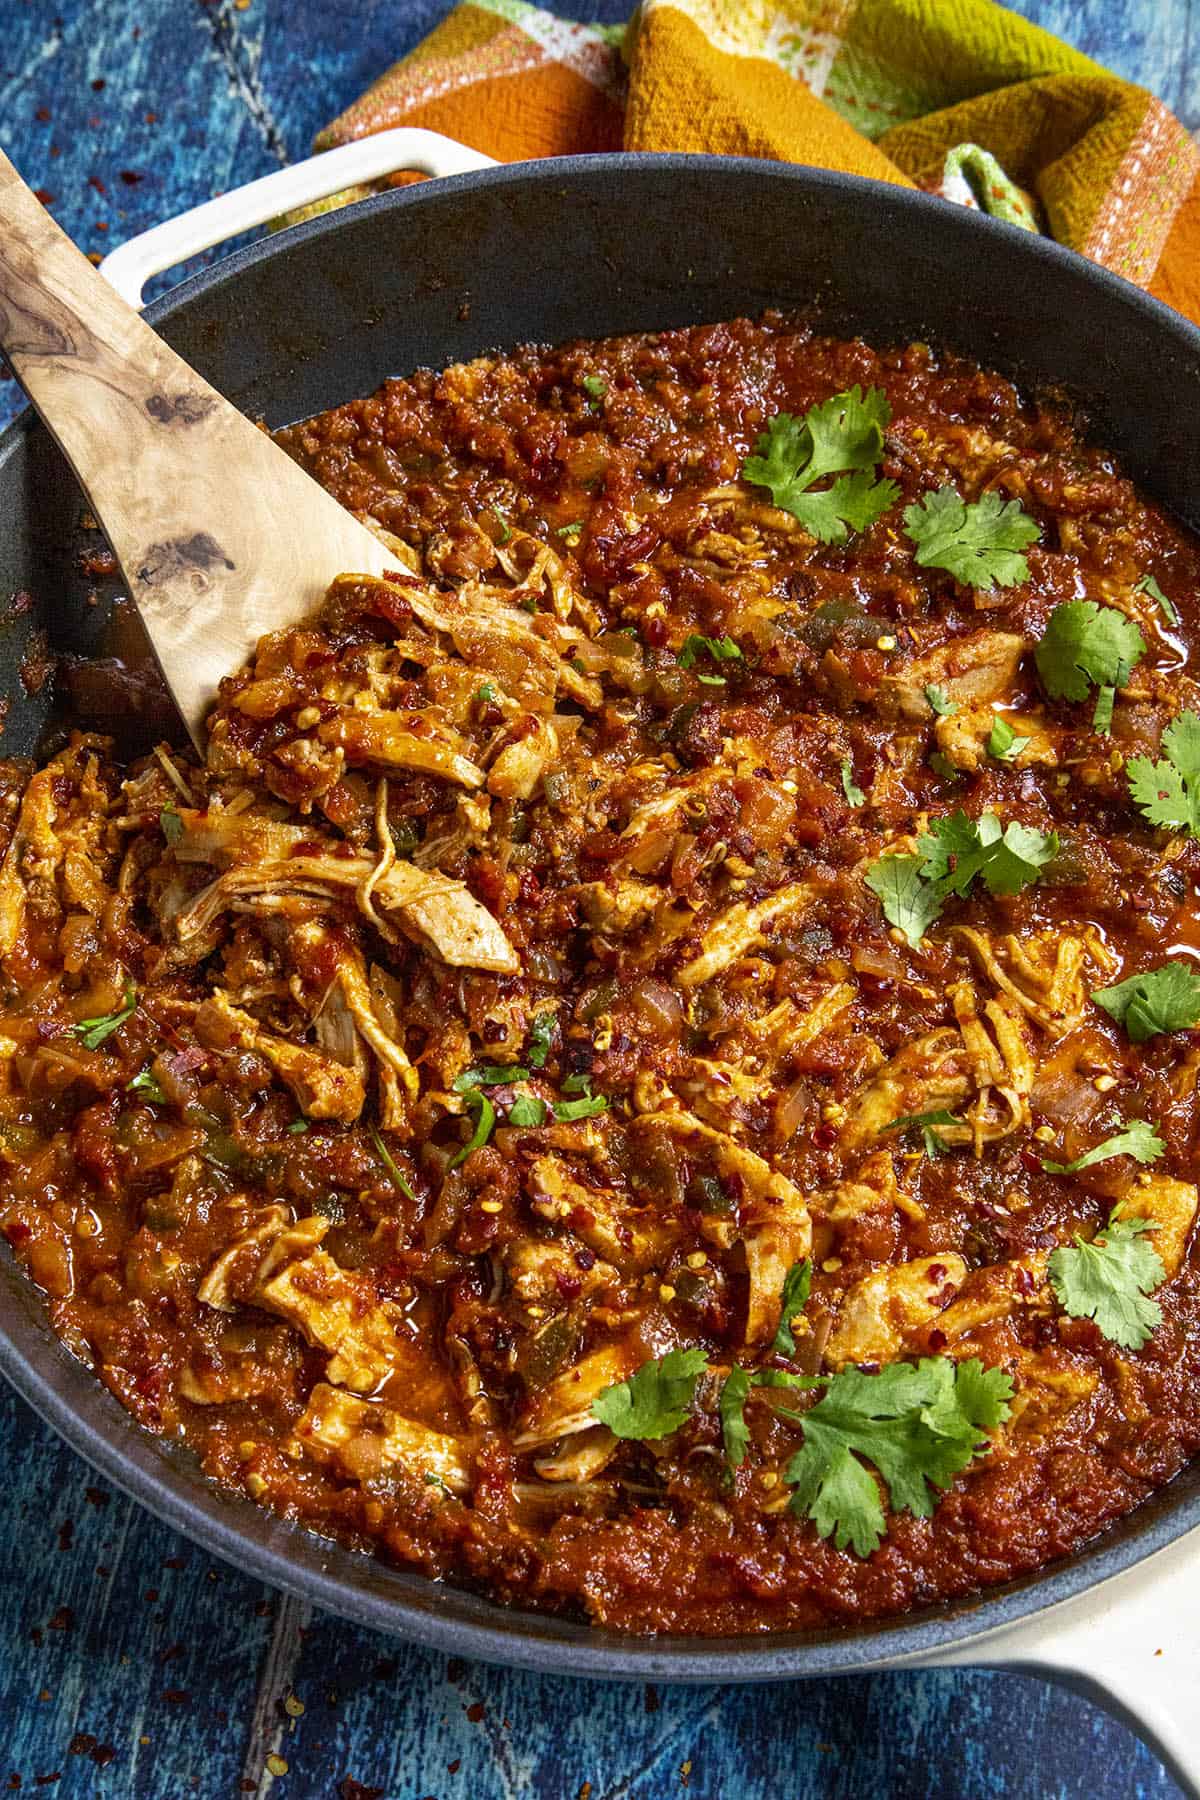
[302,0,1200,326]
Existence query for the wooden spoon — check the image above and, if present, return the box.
[0,148,393,746]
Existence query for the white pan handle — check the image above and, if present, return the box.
[917,1527,1200,1795]
[98,128,498,309]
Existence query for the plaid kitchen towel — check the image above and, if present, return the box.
[305,0,1200,324]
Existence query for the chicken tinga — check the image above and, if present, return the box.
[3,316,1200,1633]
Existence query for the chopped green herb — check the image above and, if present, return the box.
[903,486,1039,589]
[772,1258,812,1357]
[780,1357,1014,1557]
[1035,600,1145,704]
[592,1347,709,1440]
[551,1093,609,1122]
[285,1118,309,1135]
[582,374,607,399]
[840,759,866,808]
[370,1125,417,1200]
[160,808,184,847]
[883,1108,961,1157]
[555,521,584,538]
[1048,1211,1165,1349]
[986,715,1030,761]
[449,1090,496,1168]
[562,1072,595,1095]
[927,751,961,783]
[495,515,512,545]
[526,1011,555,1069]
[454,1065,530,1090]
[1127,709,1200,837]
[1135,571,1179,626]
[1041,1118,1165,1175]
[741,388,900,544]
[424,1471,448,1490]
[924,684,958,718]
[507,1093,548,1128]
[677,635,743,681]
[1094,961,1200,1043]
[75,983,136,1051]
[127,1067,166,1105]
[475,682,497,704]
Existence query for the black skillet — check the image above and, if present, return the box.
[2,152,1199,1788]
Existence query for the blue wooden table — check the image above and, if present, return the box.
[1,3,1197,1793]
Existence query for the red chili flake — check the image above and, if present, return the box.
[145,111,158,124]
[33,190,54,206]
[119,170,143,186]
[88,176,106,196]
[447,1762,461,1775]
[927,1328,948,1352]
[56,1520,73,1553]
[812,1123,837,1150]
[84,1487,108,1508]
[338,1782,384,1800]
[47,1607,73,1632]
[95,221,108,233]
[6,1220,31,1246]
[465,1701,485,1723]
[35,106,50,121]
[927,1263,947,1283]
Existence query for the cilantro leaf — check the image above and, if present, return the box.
[127,1067,166,1104]
[1035,600,1146,704]
[986,715,1030,761]
[1092,685,1116,734]
[866,811,1057,945]
[840,759,866,808]
[1041,1118,1165,1174]
[454,1065,529,1090]
[917,809,1059,898]
[865,852,943,948]
[526,1012,555,1069]
[1135,571,1179,626]
[772,1258,812,1357]
[883,1108,961,1157]
[582,374,607,400]
[781,1357,1014,1557]
[370,1125,417,1201]
[677,634,742,674]
[1094,961,1200,1042]
[552,1093,608,1122]
[1127,711,1200,836]
[742,389,899,544]
[924,685,958,718]
[75,983,136,1051]
[592,1347,709,1440]
[285,1117,308,1135]
[903,486,1039,590]
[1048,1212,1165,1349]
[507,1093,548,1128]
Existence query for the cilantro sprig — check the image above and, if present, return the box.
[1094,961,1200,1042]
[1048,1211,1165,1349]
[903,487,1039,590]
[924,685,958,718]
[780,1357,1014,1557]
[720,1365,808,1466]
[1041,1119,1165,1175]
[592,1348,709,1440]
[1135,572,1179,627]
[742,388,900,544]
[772,1259,812,1357]
[866,810,1059,947]
[1127,710,1200,837]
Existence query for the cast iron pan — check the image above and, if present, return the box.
[3,155,1200,1682]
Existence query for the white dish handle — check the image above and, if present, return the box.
[98,128,498,309]
[917,1527,1200,1796]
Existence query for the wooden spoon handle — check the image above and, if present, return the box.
[0,149,389,744]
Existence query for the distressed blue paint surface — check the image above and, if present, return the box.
[0,3,1195,1794]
